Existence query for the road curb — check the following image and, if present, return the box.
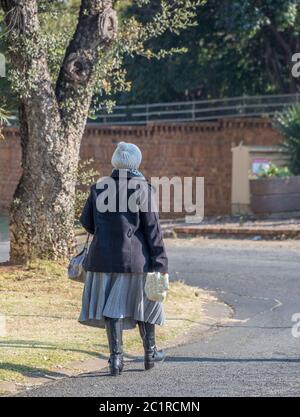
[173,226,300,240]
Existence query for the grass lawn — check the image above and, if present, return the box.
[0,260,208,391]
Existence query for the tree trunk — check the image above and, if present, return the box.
[10,108,80,262]
[1,0,118,262]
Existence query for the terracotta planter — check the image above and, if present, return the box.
[250,175,300,215]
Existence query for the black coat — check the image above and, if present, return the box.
[80,170,168,273]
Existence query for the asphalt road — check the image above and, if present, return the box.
[10,238,300,396]
[0,242,9,263]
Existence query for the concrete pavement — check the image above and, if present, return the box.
[0,241,9,263]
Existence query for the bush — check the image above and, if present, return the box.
[256,162,291,179]
[274,104,300,176]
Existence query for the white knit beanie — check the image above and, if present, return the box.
[111,141,142,170]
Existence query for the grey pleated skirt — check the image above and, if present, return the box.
[78,271,165,330]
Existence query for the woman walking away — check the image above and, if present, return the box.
[78,142,168,376]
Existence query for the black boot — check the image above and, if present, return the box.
[105,317,124,376]
[138,321,165,370]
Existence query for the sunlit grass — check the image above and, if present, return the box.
[0,260,206,384]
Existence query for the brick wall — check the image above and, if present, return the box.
[0,128,22,213]
[0,118,282,216]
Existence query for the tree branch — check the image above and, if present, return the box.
[0,0,60,121]
[267,22,293,58]
[1,0,38,34]
[55,0,118,131]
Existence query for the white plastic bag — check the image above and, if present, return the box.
[145,272,169,303]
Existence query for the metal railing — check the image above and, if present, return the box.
[6,93,300,127]
[89,93,300,125]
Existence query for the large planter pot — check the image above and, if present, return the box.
[250,175,300,215]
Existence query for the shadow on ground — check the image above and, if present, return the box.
[0,339,144,381]
[0,363,67,380]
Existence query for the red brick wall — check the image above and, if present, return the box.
[0,118,282,216]
[0,128,22,213]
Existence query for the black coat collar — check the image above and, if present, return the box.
[111,169,145,180]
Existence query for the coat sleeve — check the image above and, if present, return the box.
[79,188,95,235]
[139,184,168,273]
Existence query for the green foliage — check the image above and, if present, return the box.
[116,0,300,104]
[0,9,17,109]
[38,0,81,81]
[0,0,201,113]
[2,0,300,107]
[256,162,291,179]
[274,104,300,176]
[75,158,99,222]
[0,105,9,123]
[0,104,10,140]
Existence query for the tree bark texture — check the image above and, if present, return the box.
[1,0,118,262]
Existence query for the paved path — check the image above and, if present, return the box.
[0,241,9,263]
[16,238,300,396]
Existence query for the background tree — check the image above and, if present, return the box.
[117,0,300,104]
[0,0,201,262]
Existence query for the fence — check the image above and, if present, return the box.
[90,93,300,125]
[7,93,300,126]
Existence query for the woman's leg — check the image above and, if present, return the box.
[138,321,165,370]
[104,317,124,376]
